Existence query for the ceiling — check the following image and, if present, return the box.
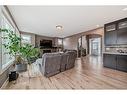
[8,6,127,38]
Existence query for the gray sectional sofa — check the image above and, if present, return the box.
[39,51,77,77]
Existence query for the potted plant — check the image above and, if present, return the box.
[20,44,39,64]
[0,28,39,72]
[0,28,26,72]
[14,55,27,72]
[20,44,39,77]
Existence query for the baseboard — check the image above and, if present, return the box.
[0,77,9,89]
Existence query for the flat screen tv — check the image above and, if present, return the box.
[40,40,52,48]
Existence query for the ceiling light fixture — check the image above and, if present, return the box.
[96,25,100,27]
[56,25,62,29]
[56,25,63,31]
[122,8,127,11]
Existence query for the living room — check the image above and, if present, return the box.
[0,1,127,93]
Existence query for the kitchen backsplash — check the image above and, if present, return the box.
[105,46,127,53]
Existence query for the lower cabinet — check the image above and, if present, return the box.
[103,54,116,69]
[117,55,127,72]
[103,54,127,72]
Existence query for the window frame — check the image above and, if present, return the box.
[0,7,2,71]
[0,9,15,73]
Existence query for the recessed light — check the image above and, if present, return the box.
[96,25,100,27]
[122,8,127,11]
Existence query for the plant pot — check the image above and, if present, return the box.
[16,63,27,72]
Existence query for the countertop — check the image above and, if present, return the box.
[103,52,127,55]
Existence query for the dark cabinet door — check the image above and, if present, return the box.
[103,54,117,69]
[105,30,117,46]
[104,23,117,46]
[117,27,127,45]
[117,55,127,72]
[104,18,127,46]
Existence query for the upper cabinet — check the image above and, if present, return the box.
[118,20,127,29]
[104,18,127,46]
[104,23,117,46]
[117,27,127,44]
[117,18,127,45]
[105,24,116,32]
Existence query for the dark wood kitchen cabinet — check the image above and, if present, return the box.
[104,18,127,46]
[117,19,127,45]
[104,23,117,46]
[103,54,127,72]
[117,55,127,72]
[105,30,117,45]
[118,20,127,29]
[117,28,127,44]
[103,54,117,69]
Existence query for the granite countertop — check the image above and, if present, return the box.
[103,52,127,55]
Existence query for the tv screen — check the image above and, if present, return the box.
[40,40,52,48]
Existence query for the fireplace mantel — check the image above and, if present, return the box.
[39,47,62,56]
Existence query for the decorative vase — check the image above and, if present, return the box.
[16,63,27,72]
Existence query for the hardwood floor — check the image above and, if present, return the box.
[4,55,127,89]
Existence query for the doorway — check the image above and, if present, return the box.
[89,38,101,56]
[77,37,82,57]
[77,36,87,58]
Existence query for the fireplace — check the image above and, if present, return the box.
[43,50,51,54]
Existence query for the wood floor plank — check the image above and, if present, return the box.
[4,55,127,89]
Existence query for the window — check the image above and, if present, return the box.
[0,18,2,70]
[21,34,32,45]
[58,38,62,45]
[0,11,15,70]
